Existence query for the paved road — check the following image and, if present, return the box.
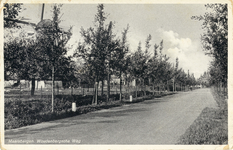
[5,88,217,144]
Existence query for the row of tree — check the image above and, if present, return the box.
[4,4,197,105]
[74,4,197,103]
[192,4,228,94]
[4,4,75,97]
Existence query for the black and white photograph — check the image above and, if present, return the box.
[1,0,232,149]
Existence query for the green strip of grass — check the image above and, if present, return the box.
[177,88,228,145]
[5,92,176,130]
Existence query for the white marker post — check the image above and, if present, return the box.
[130,95,132,102]
[72,102,76,112]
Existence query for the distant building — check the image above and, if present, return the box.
[4,80,63,89]
[98,75,136,88]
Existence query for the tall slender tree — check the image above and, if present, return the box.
[111,25,130,101]
[76,4,119,104]
[192,4,228,90]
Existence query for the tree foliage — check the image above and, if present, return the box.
[4,4,73,95]
[36,4,73,80]
[4,35,39,80]
[192,4,228,86]
[76,4,112,83]
[3,3,23,28]
[75,4,126,103]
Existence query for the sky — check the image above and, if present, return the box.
[14,3,213,78]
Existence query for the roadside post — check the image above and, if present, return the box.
[130,95,132,102]
[72,102,76,112]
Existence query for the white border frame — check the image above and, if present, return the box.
[1,0,232,150]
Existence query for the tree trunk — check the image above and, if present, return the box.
[120,70,122,102]
[95,82,98,105]
[101,80,104,97]
[173,79,174,92]
[153,83,155,95]
[221,81,223,92]
[135,79,137,100]
[92,78,97,105]
[31,78,35,96]
[51,61,55,112]
[143,79,146,96]
[184,81,186,92]
[71,86,73,95]
[107,72,110,102]
[92,84,95,104]
[159,83,161,94]
[127,78,130,94]
[175,82,177,92]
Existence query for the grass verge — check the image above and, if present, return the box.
[177,87,228,144]
[5,92,176,130]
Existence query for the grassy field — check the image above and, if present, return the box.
[177,87,228,144]
[4,86,130,102]
[4,85,166,102]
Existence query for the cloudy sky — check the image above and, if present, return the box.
[16,3,213,78]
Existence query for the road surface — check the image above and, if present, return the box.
[4,88,217,144]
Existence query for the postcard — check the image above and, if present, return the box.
[1,0,232,150]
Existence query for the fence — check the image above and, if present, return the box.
[4,79,195,102]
